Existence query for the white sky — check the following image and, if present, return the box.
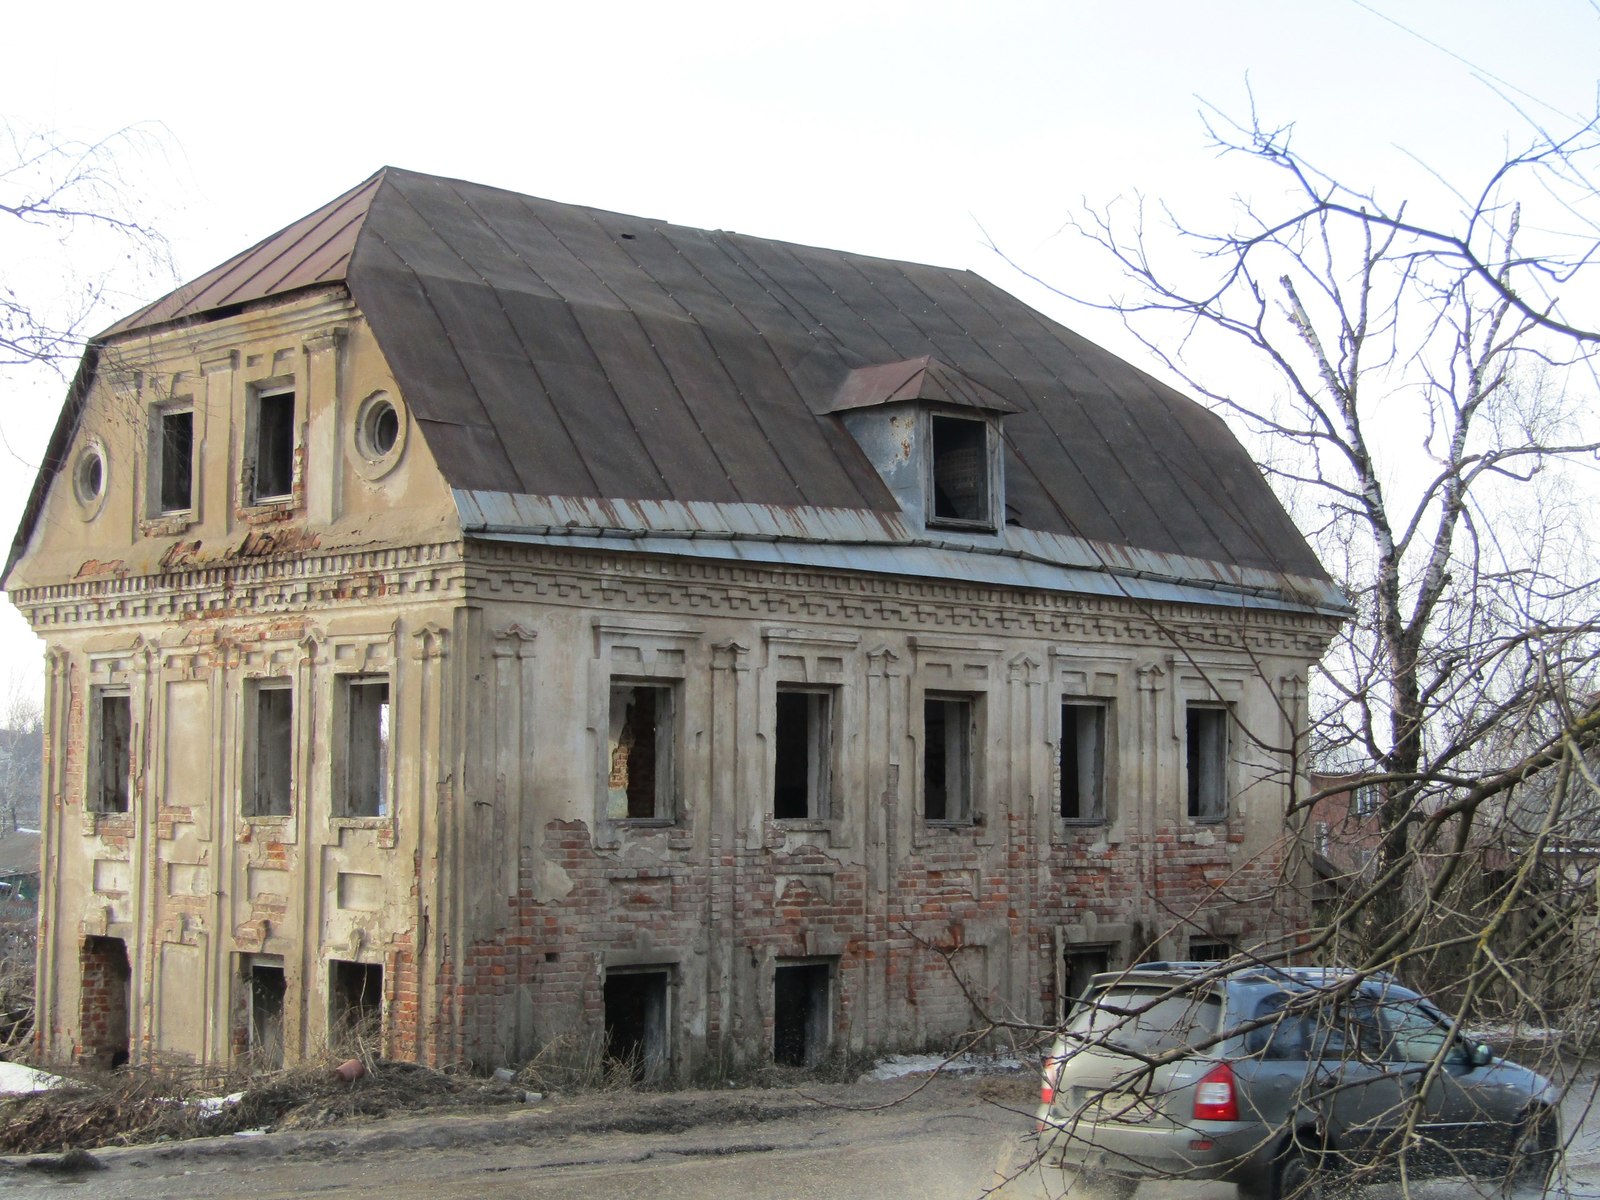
[2,0,1597,703]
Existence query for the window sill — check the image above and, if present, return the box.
[1058,817,1108,828]
[332,815,392,829]
[923,818,979,830]
[924,517,998,535]
[1187,814,1230,825]
[774,817,835,832]
[241,813,293,824]
[614,817,678,829]
[141,512,196,537]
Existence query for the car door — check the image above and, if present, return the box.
[1310,993,1416,1165]
[1373,992,1496,1168]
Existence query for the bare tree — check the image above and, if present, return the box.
[998,103,1600,1200]
[0,120,172,372]
[1026,101,1600,979]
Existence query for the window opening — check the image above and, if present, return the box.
[773,962,831,1067]
[329,959,382,1045]
[246,682,293,817]
[158,409,193,513]
[607,683,675,820]
[364,400,399,457]
[80,936,131,1069]
[1062,946,1111,1020]
[248,960,286,1070]
[929,414,991,525]
[1060,701,1107,820]
[1186,704,1229,819]
[923,694,974,822]
[1352,782,1380,817]
[604,969,670,1081]
[1187,938,1231,962]
[94,692,131,814]
[340,677,390,817]
[254,390,295,501]
[774,688,832,820]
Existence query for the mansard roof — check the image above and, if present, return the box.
[13,168,1339,608]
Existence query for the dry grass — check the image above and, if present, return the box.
[0,1055,527,1155]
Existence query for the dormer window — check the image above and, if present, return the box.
[929,414,993,527]
[830,357,1013,536]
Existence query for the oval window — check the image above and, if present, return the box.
[350,392,407,480]
[73,444,108,515]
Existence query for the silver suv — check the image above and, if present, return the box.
[1034,962,1560,1198]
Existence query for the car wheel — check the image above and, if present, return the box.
[1273,1148,1340,1200]
[1508,1107,1559,1191]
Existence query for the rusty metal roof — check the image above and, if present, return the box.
[8,168,1339,608]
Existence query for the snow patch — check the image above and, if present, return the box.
[0,1062,64,1094]
[859,1052,1025,1082]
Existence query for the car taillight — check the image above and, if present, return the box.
[1037,1056,1065,1130]
[1192,1062,1239,1122]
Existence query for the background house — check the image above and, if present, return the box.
[3,169,1344,1073]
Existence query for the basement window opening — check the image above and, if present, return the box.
[1185,703,1229,820]
[603,968,671,1081]
[1059,701,1107,822]
[339,677,390,818]
[773,961,831,1067]
[93,690,131,814]
[923,694,975,823]
[330,959,383,1044]
[246,957,286,1071]
[80,936,131,1070]
[245,681,293,817]
[157,408,194,514]
[607,682,676,821]
[1188,939,1231,963]
[929,414,993,527]
[773,687,833,820]
[1063,945,1112,1021]
[253,389,296,501]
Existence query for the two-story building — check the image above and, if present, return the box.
[3,168,1344,1074]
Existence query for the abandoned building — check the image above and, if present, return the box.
[3,168,1345,1075]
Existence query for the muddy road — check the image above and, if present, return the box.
[1,1067,1596,1199]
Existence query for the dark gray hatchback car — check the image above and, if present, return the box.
[1035,962,1560,1199]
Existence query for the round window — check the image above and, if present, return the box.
[73,444,108,515]
[364,400,399,457]
[350,392,408,480]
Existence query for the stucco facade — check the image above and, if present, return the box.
[6,170,1341,1074]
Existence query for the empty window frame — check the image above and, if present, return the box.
[244,681,293,817]
[773,687,834,820]
[337,676,390,818]
[1352,782,1381,818]
[1187,938,1231,963]
[243,956,286,1071]
[156,407,194,514]
[1185,703,1230,820]
[91,690,132,814]
[928,414,993,526]
[923,693,976,822]
[1059,700,1108,821]
[607,682,676,820]
[603,968,671,1081]
[773,961,832,1067]
[1062,945,1112,1021]
[252,388,296,502]
[329,959,382,1043]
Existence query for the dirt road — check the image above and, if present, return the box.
[0,1067,1595,1199]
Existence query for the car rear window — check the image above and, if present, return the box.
[1070,987,1223,1054]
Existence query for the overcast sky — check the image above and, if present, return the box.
[2,0,1597,702]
